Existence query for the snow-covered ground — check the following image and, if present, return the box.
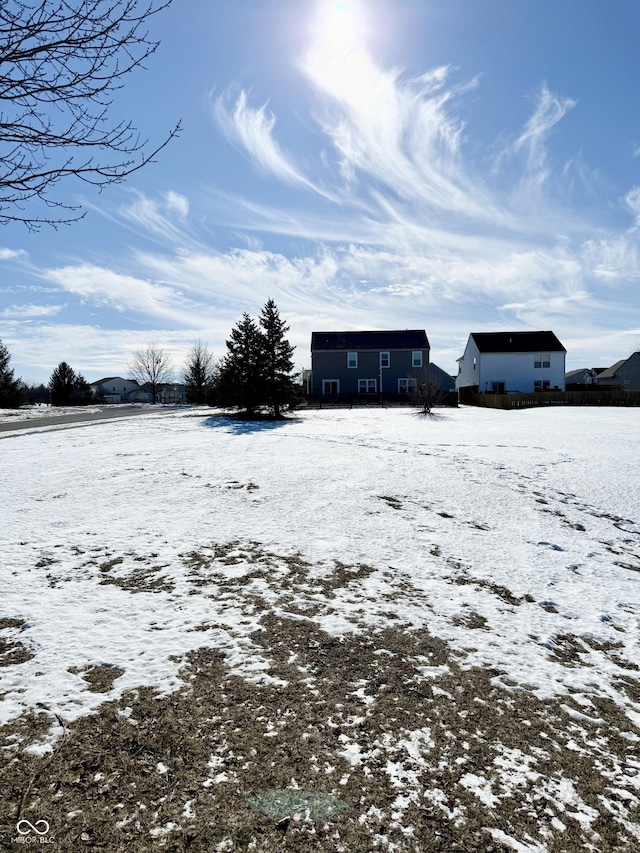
[2,405,639,850]
[0,404,104,422]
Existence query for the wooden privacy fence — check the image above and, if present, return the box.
[460,387,640,409]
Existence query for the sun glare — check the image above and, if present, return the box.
[314,0,363,49]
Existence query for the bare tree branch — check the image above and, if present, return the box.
[128,342,172,403]
[0,0,181,228]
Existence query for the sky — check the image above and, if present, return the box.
[2,0,640,384]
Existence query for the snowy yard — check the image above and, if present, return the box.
[1,405,639,851]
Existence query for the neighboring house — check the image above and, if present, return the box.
[456,331,566,394]
[310,330,430,398]
[90,377,152,403]
[156,383,188,404]
[424,363,456,392]
[595,352,640,391]
[565,367,607,387]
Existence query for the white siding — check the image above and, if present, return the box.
[456,343,566,392]
[455,338,481,389]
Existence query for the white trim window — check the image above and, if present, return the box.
[358,379,377,394]
[347,352,358,368]
[412,351,422,368]
[380,351,390,368]
[398,378,417,394]
[534,353,550,368]
[322,379,340,395]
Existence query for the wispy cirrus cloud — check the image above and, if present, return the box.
[507,82,577,197]
[624,187,640,224]
[212,89,335,199]
[84,190,196,249]
[0,304,63,319]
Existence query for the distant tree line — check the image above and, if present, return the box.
[1,299,298,417]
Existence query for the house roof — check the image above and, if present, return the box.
[90,376,136,387]
[426,362,455,391]
[470,331,566,353]
[311,330,429,351]
[596,358,628,379]
[565,367,607,380]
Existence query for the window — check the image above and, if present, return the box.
[347,352,358,368]
[412,351,422,368]
[322,379,339,395]
[534,380,550,391]
[534,353,550,368]
[473,357,477,370]
[380,352,390,368]
[398,378,417,394]
[490,381,506,393]
[358,379,377,394]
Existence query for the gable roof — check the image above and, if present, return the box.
[566,367,607,380]
[470,331,565,353]
[596,357,633,380]
[425,362,455,391]
[90,376,138,387]
[311,330,429,351]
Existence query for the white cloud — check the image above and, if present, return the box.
[165,191,189,220]
[0,248,27,261]
[512,83,576,169]
[42,264,201,327]
[212,89,333,199]
[624,187,640,224]
[0,304,63,319]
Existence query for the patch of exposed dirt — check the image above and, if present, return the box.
[0,619,34,667]
[1,614,638,852]
[68,664,125,693]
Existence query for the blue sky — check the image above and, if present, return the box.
[2,0,640,384]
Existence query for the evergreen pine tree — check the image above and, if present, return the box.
[72,373,94,405]
[259,298,297,418]
[183,340,216,404]
[48,361,93,405]
[217,314,266,415]
[0,338,23,408]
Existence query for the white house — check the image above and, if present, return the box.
[456,331,566,394]
[90,377,151,403]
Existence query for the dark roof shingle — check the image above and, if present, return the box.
[311,330,429,351]
[470,331,565,353]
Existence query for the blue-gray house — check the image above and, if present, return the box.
[310,330,430,400]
